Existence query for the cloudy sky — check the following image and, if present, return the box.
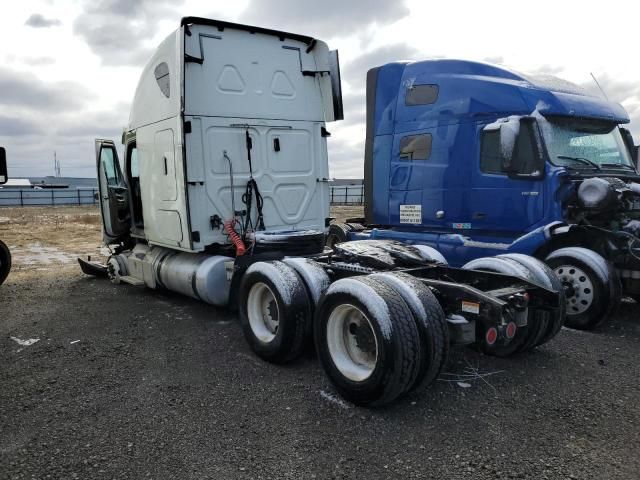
[2,0,640,179]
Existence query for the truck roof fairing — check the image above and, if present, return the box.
[371,59,629,133]
[180,17,316,47]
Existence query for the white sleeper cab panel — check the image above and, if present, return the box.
[136,117,189,250]
[154,129,178,201]
[185,118,330,247]
[183,25,331,250]
[183,25,328,122]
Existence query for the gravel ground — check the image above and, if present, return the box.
[1,207,640,479]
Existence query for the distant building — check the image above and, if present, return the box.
[1,179,32,187]
[28,177,97,189]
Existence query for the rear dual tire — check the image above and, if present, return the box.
[239,261,312,364]
[315,274,448,406]
[240,261,450,406]
[462,254,565,356]
[315,277,420,406]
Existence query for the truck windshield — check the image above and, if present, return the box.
[541,117,634,170]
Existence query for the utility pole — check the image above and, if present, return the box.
[54,151,61,177]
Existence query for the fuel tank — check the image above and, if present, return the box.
[113,244,233,306]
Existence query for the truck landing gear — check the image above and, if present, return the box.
[545,247,621,330]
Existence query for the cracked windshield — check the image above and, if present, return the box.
[542,117,635,170]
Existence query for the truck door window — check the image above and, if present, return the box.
[126,142,144,228]
[480,130,502,174]
[399,134,432,160]
[100,147,120,186]
[129,147,139,178]
[405,84,439,106]
[480,123,541,176]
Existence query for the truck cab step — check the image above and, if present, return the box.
[119,275,145,286]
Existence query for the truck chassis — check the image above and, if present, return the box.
[81,238,563,406]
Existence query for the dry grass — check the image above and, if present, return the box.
[0,206,105,278]
[330,205,364,223]
[0,205,366,278]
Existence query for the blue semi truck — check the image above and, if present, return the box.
[328,59,640,330]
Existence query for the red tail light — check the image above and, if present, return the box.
[485,327,498,345]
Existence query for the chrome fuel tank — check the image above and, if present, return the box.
[156,252,233,306]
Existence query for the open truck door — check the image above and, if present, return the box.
[95,139,130,244]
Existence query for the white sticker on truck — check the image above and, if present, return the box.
[400,204,422,224]
[461,300,480,315]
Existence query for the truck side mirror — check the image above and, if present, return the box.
[328,50,344,121]
[491,117,544,179]
[498,121,519,172]
[0,147,7,185]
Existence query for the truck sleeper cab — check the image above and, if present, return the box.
[352,59,640,330]
[83,19,564,407]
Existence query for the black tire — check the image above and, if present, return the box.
[325,223,350,249]
[462,257,542,356]
[346,223,366,232]
[497,253,566,346]
[282,258,330,307]
[282,257,330,346]
[314,276,421,406]
[479,256,550,351]
[545,247,620,330]
[0,240,11,285]
[370,272,449,392]
[239,261,311,364]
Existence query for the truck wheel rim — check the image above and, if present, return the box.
[247,282,279,343]
[554,265,594,315]
[326,304,378,382]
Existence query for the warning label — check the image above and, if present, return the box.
[399,204,422,224]
[461,300,480,315]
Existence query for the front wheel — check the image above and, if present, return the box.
[545,247,620,330]
[0,240,11,285]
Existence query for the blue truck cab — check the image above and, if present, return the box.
[346,59,640,329]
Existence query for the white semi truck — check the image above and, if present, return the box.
[80,17,564,406]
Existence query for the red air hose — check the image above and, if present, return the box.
[224,220,246,256]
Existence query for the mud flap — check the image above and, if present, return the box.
[77,257,108,278]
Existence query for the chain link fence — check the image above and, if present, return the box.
[0,188,99,207]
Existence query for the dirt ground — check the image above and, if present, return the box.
[0,206,106,281]
[1,205,640,479]
[0,205,361,278]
